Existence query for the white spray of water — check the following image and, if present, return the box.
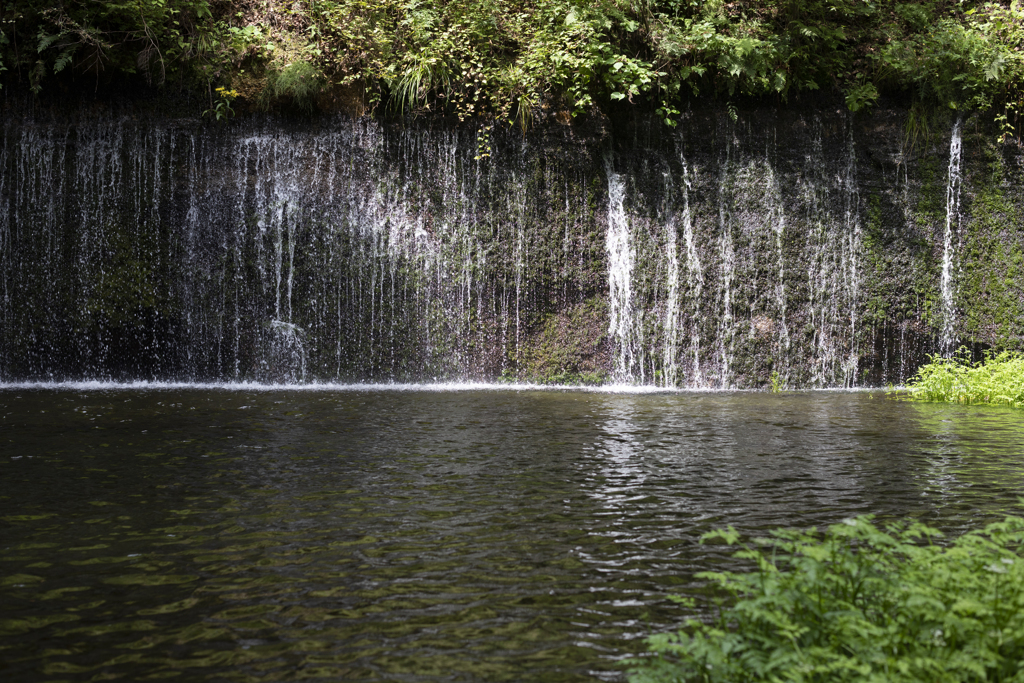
[940,119,962,356]
[662,175,680,388]
[717,190,735,388]
[605,156,635,381]
[680,158,704,387]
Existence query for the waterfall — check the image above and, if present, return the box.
[716,164,736,389]
[766,160,789,388]
[605,155,636,382]
[940,119,963,356]
[841,124,863,386]
[801,119,863,387]
[0,106,977,387]
[661,183,680,388]
[680,156,704,388]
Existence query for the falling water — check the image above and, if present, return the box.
[940,119,963,356]
[800,120,863,387]
[0,116,552,382]
[766,160,789,387]
[0,106,966,387]
[840,124,863,385]
[680,157,705,387]
[716,165,736,388]
[661,181,680,388]
[605,156,636,381]
[265,319,306,382]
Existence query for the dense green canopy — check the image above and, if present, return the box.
[3,0,1023,131]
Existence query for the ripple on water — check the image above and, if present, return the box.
[1,389,1023,681]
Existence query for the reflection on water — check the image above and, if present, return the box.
[908,401,1024,505]
[1,388,1023,682]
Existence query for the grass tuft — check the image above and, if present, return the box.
[265,60,325,110]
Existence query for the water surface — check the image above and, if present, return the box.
[2,387,1023,681]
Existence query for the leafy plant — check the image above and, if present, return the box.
[203,85,238,120]
[906,348,1024,408]
[845,81,880,114]
[4,0,1024,128]
[630,513,1024,683]
[21,0,220,91]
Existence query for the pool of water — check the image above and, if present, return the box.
[2,386,1023,681]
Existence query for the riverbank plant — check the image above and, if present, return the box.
[906,349,1024,407]
[629,514,1024,683]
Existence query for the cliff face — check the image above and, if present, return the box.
[1,101,1022,387]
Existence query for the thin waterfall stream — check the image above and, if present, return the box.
[940,118,963,356]
[605,155,637,382]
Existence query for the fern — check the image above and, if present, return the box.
[630,514,1024,683]
[53,46,76,74]
[906,350,1024,408]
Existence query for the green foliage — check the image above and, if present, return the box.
[3,0,1024,125]
[845,81,880,113]
[203,85,238,120]
[906,349,1024,407]
[266,60,325,110]
[630,513,1024,683]
[10,0,222,92]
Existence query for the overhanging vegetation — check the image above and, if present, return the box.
[3,0,1024,131]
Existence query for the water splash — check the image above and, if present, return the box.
[264,320,306,383]
[940,118,963,356]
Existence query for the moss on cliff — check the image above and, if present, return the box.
[958,143,1024,348]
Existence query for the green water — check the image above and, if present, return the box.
[2,387,1024,681]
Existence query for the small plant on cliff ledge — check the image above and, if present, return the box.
[629,513,1024,683]
[267,60,326,111]
[907,349,1024,408]
[203,87,239,121]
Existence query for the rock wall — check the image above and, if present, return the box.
[1,100,1021,386]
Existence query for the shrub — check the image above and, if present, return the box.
[630,514,1024,683]
[6,0,1024,126]
[907,350,1024,408]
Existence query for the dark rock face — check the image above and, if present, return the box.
[1,101,1021,386]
